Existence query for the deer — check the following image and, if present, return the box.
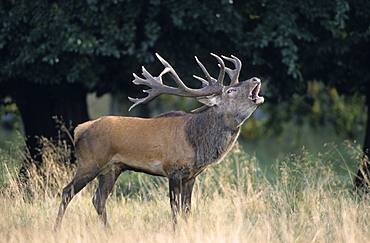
[55,53,264,230]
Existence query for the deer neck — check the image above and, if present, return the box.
[185,109,241,168]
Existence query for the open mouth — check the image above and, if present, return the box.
[248,81,264,104]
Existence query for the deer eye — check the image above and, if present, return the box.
[226,88,237,94]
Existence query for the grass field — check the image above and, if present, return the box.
[1,134,370,243]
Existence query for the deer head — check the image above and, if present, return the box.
[129,53,264,126]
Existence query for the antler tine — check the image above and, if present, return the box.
[128,68,173,111]
[211,53,226,86]
[155,53,191,91]
[193,56,217,87]
[221,55,242,85]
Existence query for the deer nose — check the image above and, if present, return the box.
[252,77,261,84]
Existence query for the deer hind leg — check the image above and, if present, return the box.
[92,165,123,228]
[55,166,102,230]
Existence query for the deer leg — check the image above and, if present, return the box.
[92,167,123,228]
[181,177,196,217]
[55,166,101,230]
[169,177,182,227]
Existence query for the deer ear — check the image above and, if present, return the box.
[197,95,220,107]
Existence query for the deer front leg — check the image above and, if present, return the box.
[169,177,181,227]
[181,177,196,216]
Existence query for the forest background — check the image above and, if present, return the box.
[0,0,369,203]
[1,1,370,242]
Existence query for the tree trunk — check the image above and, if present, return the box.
[14,81,89,181]
[353,93,370,192]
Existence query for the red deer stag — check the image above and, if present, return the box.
[55,53,264,229]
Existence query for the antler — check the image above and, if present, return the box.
[128,53,244,111]
[129,53,225,111]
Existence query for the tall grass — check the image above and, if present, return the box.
[1,136,369,242]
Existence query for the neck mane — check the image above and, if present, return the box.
[185,109,241,168]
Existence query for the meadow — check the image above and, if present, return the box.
[1,132,370,243]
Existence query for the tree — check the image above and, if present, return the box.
[0,0,246,164]
[237,0,369,190]
[1,0,369,191]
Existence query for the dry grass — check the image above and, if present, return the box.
[1,138,370,243]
